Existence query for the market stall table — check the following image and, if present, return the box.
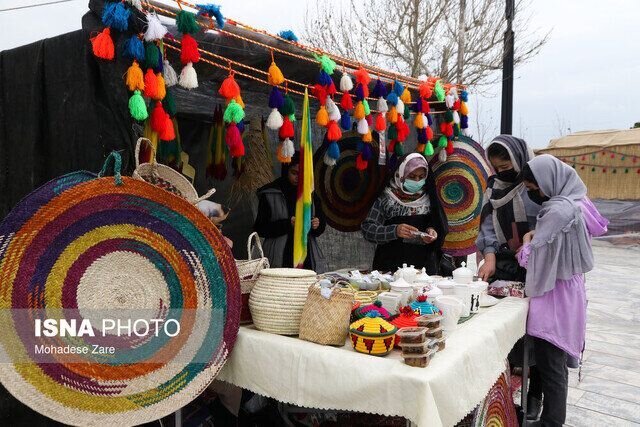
[217,297,528,427]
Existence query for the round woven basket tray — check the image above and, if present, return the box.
[249,268,317,335]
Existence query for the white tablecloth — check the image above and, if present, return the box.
[218,297,528,427]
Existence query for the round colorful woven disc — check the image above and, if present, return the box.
[429,136,491,256]
[314,136,386,232]
[0,170,240,425]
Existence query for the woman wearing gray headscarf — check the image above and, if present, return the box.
[518,155,608,427]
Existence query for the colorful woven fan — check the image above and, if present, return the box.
[429,136,491,256]
[0,153,240,425]
[313,135,386,232]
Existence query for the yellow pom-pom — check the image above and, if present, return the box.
[125,61,144,92]
[400,87,412,104]
[354,102,365,120]
[232,94,245,109]
[387,106,398,124]
[413,112,424,129]
[316,106,329,126]
[362,129,372,142]
[460,101,469,116]
[154,72,166,101]
[268,61,285,86]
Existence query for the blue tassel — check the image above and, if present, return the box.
[278,30,299,42]
[417,128,427,144]
[413,98,422,113]
[123,36,145,62]
[269,87,284,109]
[154,49,164,73]
[362,143,373,161]
[340,110,352,130]
[328,141,340,159]
[427,113,433,126]
[393,79,404,97]
[371,79,387,98]
[354,84,365,101]
[237,120,245,133]
[461,90,469,102]
[386,92,399,106]
[318,70,332,87]
[102,2,130,32]
[196,4,225,28]
[357,140,364,152]
[461,115,469,129]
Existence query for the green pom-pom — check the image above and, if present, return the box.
[280,94,296,116]
[129,90,148,121]
[315,54,337,75]
[289,113,296,122]
[223,100,245,124]
[438,135,448,148]
[404,106,410,120]
[424,141,434,156]
[434,80,445,102]
[163,89,177,116]
[453,123,460,136]
[444,110,453,122]
[176,10,200,35]
[387,125,398,140]
[394,142,404,156]
[363,99,370,116]
[145,43,160,69]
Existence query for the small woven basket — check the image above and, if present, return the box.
[299,285,354,346]
[249,268,317,335]
[235,232,269,324]
[133,137,216,204]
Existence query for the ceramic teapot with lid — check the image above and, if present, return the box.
[393,263,418,283]
[452,261,474,284]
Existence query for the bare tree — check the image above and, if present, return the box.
[553,110,570,137]
[304,0,548,89]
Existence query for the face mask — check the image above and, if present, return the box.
[403,178,426,194]
[527,189,550,205]
[496,168,518,183]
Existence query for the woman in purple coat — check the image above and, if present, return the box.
[518,155,608,427]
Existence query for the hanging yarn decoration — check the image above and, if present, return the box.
[91,28,115,60]
[123,35,145,62]
[352,67,372,169]
[413,82,435,156]
[145,12,167,41]
[129,90,148,121]
[218,72,245,158]
[434,79,446,102]
[277,30,299,42]
[274,84,295,163]
[338,69,354,131]
[101,1,130,33]
[313,55,341,166]
[163,59,178,87]
[196,3,225,28]
[265,53,285,131]
[460,90,470,135]
[175,10,201,90]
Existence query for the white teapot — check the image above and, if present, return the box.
[393,263,418,284]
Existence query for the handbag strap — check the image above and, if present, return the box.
[134,137,158,169]
[194,187,217,203]
[98,151,123,186]
[246,231,265,261]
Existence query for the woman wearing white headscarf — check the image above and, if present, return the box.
[361,153,448,274]
[518,155,608,427]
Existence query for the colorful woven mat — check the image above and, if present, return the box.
[0,153,240,425]
[314,135,386,232]
[430,136,491,256]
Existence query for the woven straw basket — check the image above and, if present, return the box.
[249,268,317,335]
[236,232,270,324]
[133,137,216,204]
[299,286,354,346]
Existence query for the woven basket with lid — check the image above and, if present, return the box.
[349,311,398,356]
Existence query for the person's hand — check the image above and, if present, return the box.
[291,217,295,226]
[478,252,496,281]
[396,224,419,239]
[311,217,320,230]
[523,231,535,244]
[422,227,437,244]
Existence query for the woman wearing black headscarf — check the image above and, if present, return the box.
[361,153,448,274]
[254,153,328,273]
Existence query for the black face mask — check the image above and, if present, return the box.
[496,168,519,183]
[527,189,550,205]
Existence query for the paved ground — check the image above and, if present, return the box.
[564,241,640,426]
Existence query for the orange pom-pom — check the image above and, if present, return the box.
[387,106,398,124]
[353,102,365,120]
[219,75,240,99]
[154,73,166,101]
[327,120,342,141]
[353,67,371,86]
[233,94,245,109]
[143,68,158,99]
[375,113,386,132]
[460,101,469,116]
[340,93,353,110]
[125,61,144,92]
[426,126,434,140]
[414,112,424,129]
[362,129,372,142]
[419,81,433,99]
[159,114,175,141]
[400,87,412,104]
[91,28,114,60]
[417,143,426,153]
[268,61,285,86]
[316,106,329,126]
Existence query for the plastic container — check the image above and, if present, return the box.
[432,336,446,351]
[425,326,443,339]
[395,327,428,344]
[403,348,436,368]
[416,314,442,329]
[400,340,434,355]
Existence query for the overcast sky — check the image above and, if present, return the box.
[2,0,639,148]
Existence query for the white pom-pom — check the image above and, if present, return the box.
[340,72,354,92]
[417,74,428,82]
[266,108,284,130]
[462,128,470,136]
[145,13,168,41]
[445,94,455,109]
[324,153,337,166]
[282,138,295,158]
[377,97,388,113]
[396,99,405,115]
[357,118,369,135]
[163,60,178,87]
[453,111,460,124]
[125,0,142,11]
[439,149,447,162]
[449,87,458,99]
[179,63,198,89]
